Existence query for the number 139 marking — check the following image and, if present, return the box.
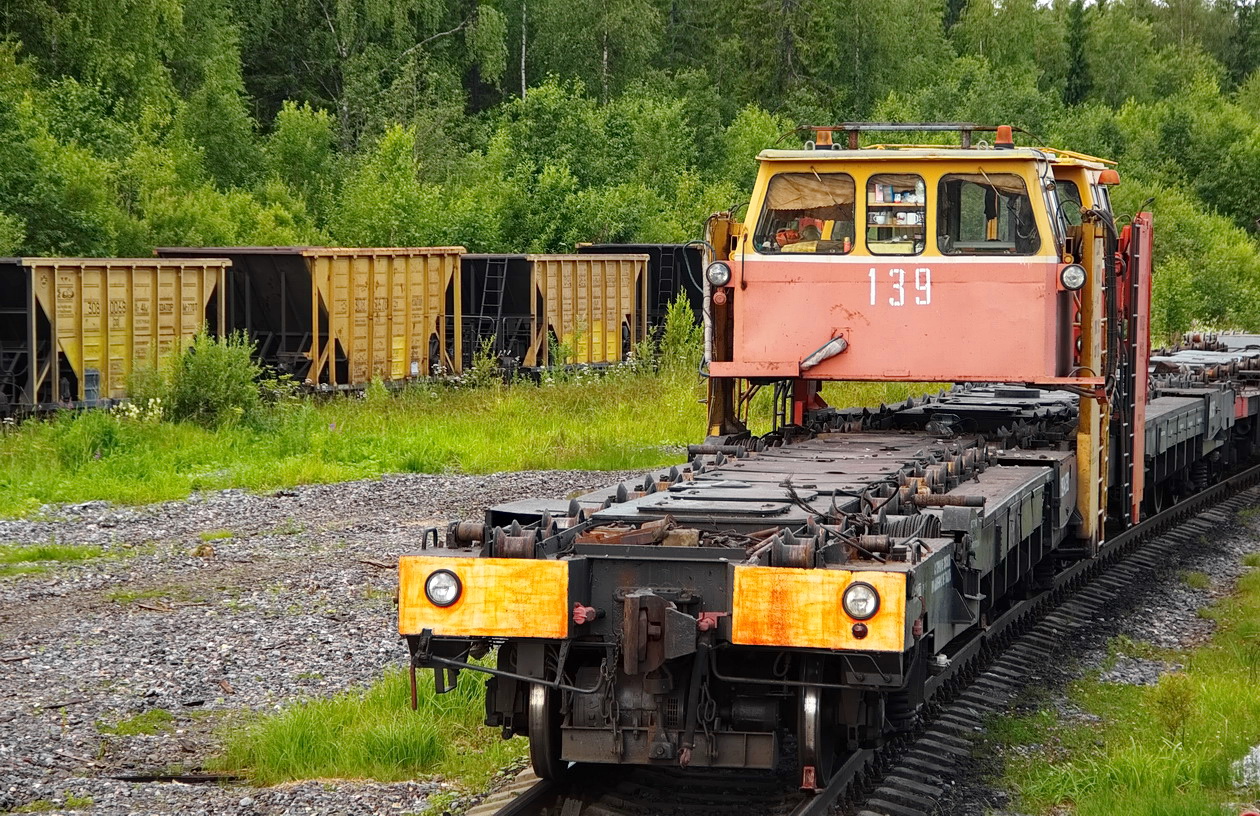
[868,267,931,306]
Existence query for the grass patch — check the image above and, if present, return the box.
[97,708,174,736]
[992,555,1260,815]
[0,371,941,516]
[0,542,105,577]
[11,795,91,812]
[198,529,234,542]
[212,667,525,788]
[1244,553,1260,568]
[1180,570,1211,590]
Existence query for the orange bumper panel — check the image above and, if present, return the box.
[398,556,570,639]
[731,566,907,652]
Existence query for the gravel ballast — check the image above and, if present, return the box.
[0,470,639,816]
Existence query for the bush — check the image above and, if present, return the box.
[659,294,703,375]
[130,330,263,427]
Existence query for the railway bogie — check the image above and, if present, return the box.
[397,124,1260,793]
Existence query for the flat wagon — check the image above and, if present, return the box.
[157,246,464,384]
[0,257,228,414]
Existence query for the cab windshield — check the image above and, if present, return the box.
[753,172,856,254]
[937,173,1041,255]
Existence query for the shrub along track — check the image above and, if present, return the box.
[467,468,1260,816]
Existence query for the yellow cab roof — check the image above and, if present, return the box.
[757,146,1114,169]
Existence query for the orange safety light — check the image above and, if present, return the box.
[814,128,833,148]
[1099,168,1121,186]
[995,125,1014,149]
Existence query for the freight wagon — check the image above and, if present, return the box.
[156,246,464,385]
[458,254,649,370]
[576,243,704,325]
[0,257,228,416]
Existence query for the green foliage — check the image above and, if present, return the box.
[97,708,175,737]
[130,331,263,428]
[0,0,1259,340]
[0,540,106,577]
[213,668,525,786]
[659,295,702,375]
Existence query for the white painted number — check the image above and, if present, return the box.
[869,267,932,307]
[914,267,931,305]
[888,268,905,306]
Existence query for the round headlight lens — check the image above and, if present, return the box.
[706,261,732,288]
[1060,263,1087,291]
[842,582,880,620]
[425,569,462,607]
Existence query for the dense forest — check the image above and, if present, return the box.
[1,0,1259,336]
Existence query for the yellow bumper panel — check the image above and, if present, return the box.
[731,566,907,652]
[398,556,570,639]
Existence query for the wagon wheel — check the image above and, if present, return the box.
[529,684,566,780]
[798,686,837,790]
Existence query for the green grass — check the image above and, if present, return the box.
[0,372,942,516]
[97,708,174,736]
[1180,570,1211,590]
[0,542,105,577]
[198,529,234,542]
[993,557,1260,815]
[211,667,525,788]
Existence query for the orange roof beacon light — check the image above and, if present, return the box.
[1099,168,1121,186]
[995,125,1015,149]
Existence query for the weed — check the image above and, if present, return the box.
[212,667,525,786]
[1237,507,1260,524]
[1243,552,1260,568]
[97,708,174,736]
[273,518,304,536]
[107,585,201,605]
[1150,672,1196,743]
[464,336,502,388]
[0,542,105,577]
[130,330,266,428]
[13,800,55,813]
[1106,634,1164,663]
[63,795,92,809]
[198,529,233,542]
[1180,570,1210,590]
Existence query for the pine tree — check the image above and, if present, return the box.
[1064,0,1092,105]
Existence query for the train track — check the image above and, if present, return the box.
[465,464,1260,816]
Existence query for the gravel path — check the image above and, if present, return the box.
[0,471,639,816]
[940,495,1260,815]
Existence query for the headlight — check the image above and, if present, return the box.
[706,261,732,287]
[842,582,879,620]
[1060,263,1087,291]
[425,569,462,607]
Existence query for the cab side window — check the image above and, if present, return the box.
[866,174,926,256]
[753,173,856,254]
[937,173,1041,255]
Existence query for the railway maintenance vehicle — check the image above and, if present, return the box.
[396,123,1260,792]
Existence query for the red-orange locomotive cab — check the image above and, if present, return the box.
[707,138,1102,389]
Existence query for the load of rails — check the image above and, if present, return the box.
[0,245,703,416]
[396,123,1260,795]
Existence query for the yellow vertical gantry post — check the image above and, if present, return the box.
[1076,221,1107,553]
